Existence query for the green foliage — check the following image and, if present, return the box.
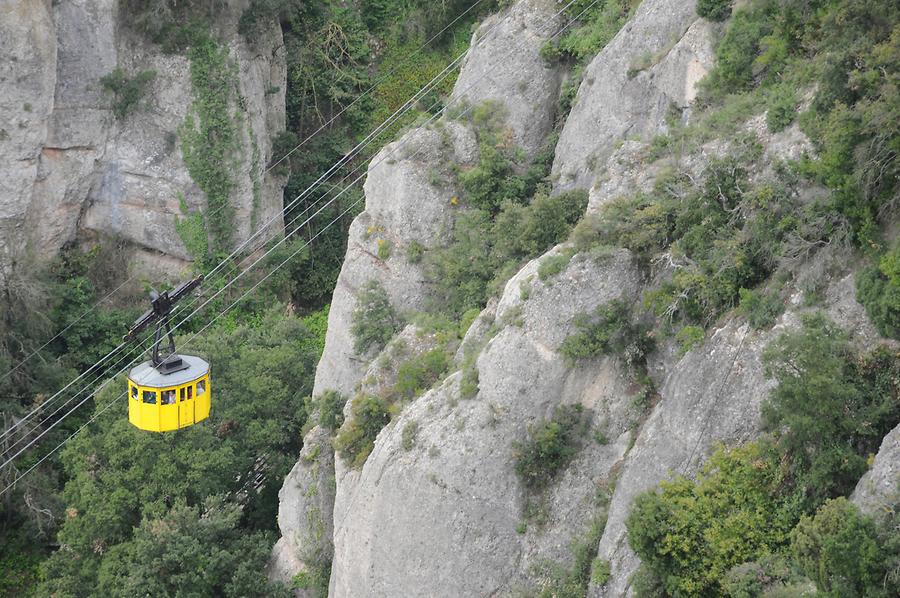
[513,405,587,491]
[696,0,900,247]
[350,280,402,354]
[99,68,156,120]
[537,252,572,282]
[426,189,586,318]
[856,242,900,339]
[697,0,732,22]
[174,194,209,263]
[34,307,322,595]
[179,35,239,256]
[376,238,392,261]
[533,513,607,598]
[305,390,346,432]
[291,557,331,597]
[765,85,798,133]
[401,420,418,451]
[545,0,640,65]
[721,554,808,598]
[333,395,391,468]
[406,240,424,263]
[394,349,449,400]
[591,558,612,586]
[790,498,894,598]
[559,299,650,365]
[627,442,797,597]
[86,498,283,597]
[762,313,900,506]
[119,0,216,52]
[738,287,783,330]
[0,528,43,597]
[674,325,705,356]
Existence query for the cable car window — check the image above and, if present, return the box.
[187,385,193,400]
[143,390,157,405]
[179,387,186,402]
[131,385,138,400]
[161,390,176,405]
[196,380,206,397]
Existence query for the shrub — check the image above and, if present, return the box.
[560,300,650,364]
[590,558,611,586]
[401,421,418,451]
[100,68,156,120]
[513,405,586,490]
[406,240,424,263]
[333,395,391,467]
[626,443,797,597]
[674,325,705,356]
[856,244,900,339]
[537,252,572,282]
[394,349,449,400]
[697,0,732,22]
[305,390,345,432]
[791,498,890,597]
[762,313,900,506]
[350,280,402,354]
[766,85,798,133]
[738,287,783,330]
[699,4,774,99]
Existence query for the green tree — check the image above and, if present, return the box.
[791,498,892,597]
[93,497,288,597]
[762,313,900,506]
[626,442,797,597]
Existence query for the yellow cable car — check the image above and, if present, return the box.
[123,276,210,432]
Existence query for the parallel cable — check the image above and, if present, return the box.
[0,0,596,495]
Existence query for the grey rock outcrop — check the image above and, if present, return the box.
[593,319,778,597]
[451,0,563,158]
[270,426,336,595]
[852,424,900,517]
[328,249,642,597]
[311,122,477,398]
[552,0,713,190]
[0,0,286,278]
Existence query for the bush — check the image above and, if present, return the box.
[401,421,418,451]
[766,85,798,133]
[426,187,585,318]
[305,390,345,432]
[697,0,732,22]
[791,498,890,597]
[626,443,797,597]
[762,313,900,506]
[394,349,449,400]
[537,252,572,282]
[513,405,587,490]
[350,280,402,354]
[738,287,783,330]
[100,68,156,120]
[333,395,391,467]
[559,300,650,365]
[856,244,900,339]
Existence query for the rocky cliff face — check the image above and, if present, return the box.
[271,1,895,596]
[0,0,285,279]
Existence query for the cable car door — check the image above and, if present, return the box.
[179,385,195,428]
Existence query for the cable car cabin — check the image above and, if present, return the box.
[122,275,210,432]
[127,356,210,432]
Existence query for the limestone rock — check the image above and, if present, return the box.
[268,426,336,596]
[311,123,477,398]
[328,249,643,597]
[553,0,713,190]
[852,424,900,517]
[0,0,287,279]
[451,0,562,158]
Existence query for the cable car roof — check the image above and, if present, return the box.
[128,355,210,388]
